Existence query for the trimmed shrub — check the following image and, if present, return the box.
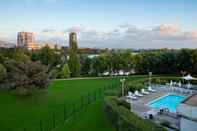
[104,97,166,131]
[117,98,131,110]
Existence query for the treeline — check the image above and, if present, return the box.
[1,46,197,94]
[81,49,197,76]
[1,47,197,79]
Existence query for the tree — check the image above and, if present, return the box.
[91,56,107,76]
[177,49,193,73]
[13,49,30,62]
[68,51,81,77]
[68,33,81,77]
[39,45,55,65]
[0,64,7,82]
[3,60,49,95]
[61,64,70,78]
[191,49,197,74]
[80,55,91,76]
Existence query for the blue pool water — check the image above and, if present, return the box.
[149,95,186,112]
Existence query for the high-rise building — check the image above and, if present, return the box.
[17,32,39,50]
[69,32,78,50]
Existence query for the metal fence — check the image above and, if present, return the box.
[21,81,121,131]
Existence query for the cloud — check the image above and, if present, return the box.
[185,31,197,39]
[65,26,86,33]
[152,24,180,35]
[26,0,62,3]
[36,24,197,49]
[41,29,56,33]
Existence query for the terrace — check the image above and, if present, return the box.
[125,83,196,130]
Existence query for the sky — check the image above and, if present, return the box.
[0,0,197,49]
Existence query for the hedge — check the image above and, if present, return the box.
[104,96,166,131]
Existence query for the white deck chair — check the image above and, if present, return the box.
[174,87,178,92]
[134,90,143,97]
[148,86,156,92]
[126,92,138,100]
[182,89,188,94]
[141,89,149,95]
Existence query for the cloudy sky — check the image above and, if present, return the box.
[0,0,197,49]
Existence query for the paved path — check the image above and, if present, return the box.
[53,76,119,81]
[52,75,146,81]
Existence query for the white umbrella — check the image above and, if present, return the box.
[183,74,196,89]
[182,74,196,81]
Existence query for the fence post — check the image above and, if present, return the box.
[52,112,56,129]
[40,120,43,131]
[94,90,97,101]
[64,105,66,121]
[87,93,90,104]
[81,96,84,110]
[84,95,88,112]
[72,103,75,116]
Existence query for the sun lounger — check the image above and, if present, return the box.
[181,89,185,94]
[182,88,185,93]
[126,92,138,100]
[148,86,156,92]
[141,89,149,95]
[134,90,143,97]
[174,87,178,92]
[171,86,175,92]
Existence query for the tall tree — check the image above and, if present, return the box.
[68,33,81,77]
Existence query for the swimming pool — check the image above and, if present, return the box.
[148,94,186,112]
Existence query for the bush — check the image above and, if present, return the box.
[104,89,120,97]
[3,60,49,95]
[0,64,7,82]
[104,96,120,127]
[104,97,166,131]
[49,64,70,79]
[160,120,170,127]
[61,64,70,78]
[49,69,59,79]
[152,77,181,85]
[127,82,145,92]
[117,98,131,110]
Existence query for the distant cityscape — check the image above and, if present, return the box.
[16,31,62,50]
[0,31,152,55]
[0,31,111,55]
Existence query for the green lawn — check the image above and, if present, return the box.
[0,76,147,131]
[56,101,116,131]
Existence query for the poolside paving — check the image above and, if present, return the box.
[128,91,166,117]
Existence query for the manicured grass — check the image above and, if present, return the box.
[56,101,116,131]
[0,76,147,131]
[0,77,120,131]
